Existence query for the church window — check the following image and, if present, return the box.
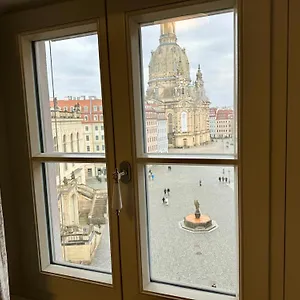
[181,112,188,132]
[76,132,80,152]
[53,136,58,151]
[70,133,74,152]
[167,113,173,134]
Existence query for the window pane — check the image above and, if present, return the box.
[45,162,111,273]
[140,11,236,156]
[34,34,105,154]
[143,164,237,294]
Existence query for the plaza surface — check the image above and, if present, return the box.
[90,139,237,294]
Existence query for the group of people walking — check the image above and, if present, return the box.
[218,176,229,183]
[162,188,170,205]
[148,169,155,180]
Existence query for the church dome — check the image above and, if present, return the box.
[148,22,191,84]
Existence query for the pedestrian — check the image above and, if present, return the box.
[162,197,165,204]
[222,168,225,175]
[222,176,224,182]
[168,166,172,171]
[218,177,221,182]
[225,177,228,183]
[164,188,167,195]
[164,197,169,205]
[167,188,170,196]
[151,174,154,180]
[199,180,202,186]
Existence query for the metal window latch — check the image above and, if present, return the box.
[112,161,131,215]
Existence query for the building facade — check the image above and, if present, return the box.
[51,109,86,184]
[145,104,158,153]
[145,22,211,148]
[157,108,168,153]
[49,108,107,265]
[51,97,106,154]
[215,108,234,138]
[209,107,217,138]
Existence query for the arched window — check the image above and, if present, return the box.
[53,136,57,151]
[76,132,80,152]
[167,113,173,134]
[63,135,67,152]
[181,112,188,132]
[70,133,74,152]
[63,135,67,170]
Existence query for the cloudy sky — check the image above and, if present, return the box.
[46,11,234,107]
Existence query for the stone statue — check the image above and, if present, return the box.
[161,22,175,35]
[63,177,68,185]
[194,200,201,219]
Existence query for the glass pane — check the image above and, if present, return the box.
[140,11,236,156]
[144,164,237,295]
[44,162,111,273]
[34,34,106,154]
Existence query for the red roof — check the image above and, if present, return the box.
[216,109,234,120]
[50,98,103,123]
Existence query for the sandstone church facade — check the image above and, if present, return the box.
[145,22,211,148]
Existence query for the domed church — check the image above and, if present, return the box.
[145,22,211,148]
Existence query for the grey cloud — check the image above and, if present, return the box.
[46,34,101,97]
[46,12,234,108]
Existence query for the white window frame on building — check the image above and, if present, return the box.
[0,0,286,300]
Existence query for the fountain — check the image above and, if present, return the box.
[179,200,218,233]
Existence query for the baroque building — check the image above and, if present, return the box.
[145,22,211,148]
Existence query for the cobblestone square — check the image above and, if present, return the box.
[91,141,238,294]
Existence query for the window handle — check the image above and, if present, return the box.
[112,161,131,215]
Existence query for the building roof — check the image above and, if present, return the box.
[50,98,103,124]
[216,109,234,120]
